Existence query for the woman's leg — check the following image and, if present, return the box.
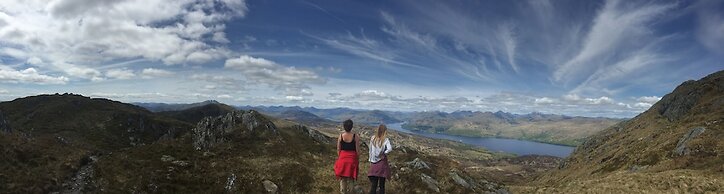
[340,179,346,194]
[378,177,385,194]
[368,176,379,194]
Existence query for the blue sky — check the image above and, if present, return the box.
[0,0,722,117]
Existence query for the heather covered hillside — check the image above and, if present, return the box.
[514,70,724,193]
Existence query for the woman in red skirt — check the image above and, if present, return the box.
[334,119,359,194]
[368,124,392,194]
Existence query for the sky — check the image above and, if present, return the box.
[0,0,722,118]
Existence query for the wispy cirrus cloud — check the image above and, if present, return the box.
[554,0,678,86]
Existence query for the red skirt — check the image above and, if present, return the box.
[334,150,358,179]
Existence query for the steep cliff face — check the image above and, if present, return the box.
[524,71,724,193]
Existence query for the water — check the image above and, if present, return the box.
[387,123,575,158]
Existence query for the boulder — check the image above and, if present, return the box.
[449,171,472,189]
[292,125,331,144]
[673,127,706,156]
[406,158,431,170]
[420,173,440,193]
[161,155,175,162]
[262,180,278,194]
[171,160,190,167]
[225,174,237,192]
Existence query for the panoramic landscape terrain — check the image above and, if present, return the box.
[1,0,723,193]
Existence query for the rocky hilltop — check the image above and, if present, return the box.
[517,70,724,193]
[159,103,237,124]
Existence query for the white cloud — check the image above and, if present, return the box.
[0,0,246,80]
[190,73,245,91]
[585,96,613,105]
[637,96,661,104]
[562,93,614,105]
[0,66,68,84]
[534,97,556,104]
[217,94,232,99]
[89,92,169,99]
[350,90,388,101]
[141,68,174,78]
[105,68,135,79]
[224,55,326,95]
[633,102,653,108]
[285,95,304,101]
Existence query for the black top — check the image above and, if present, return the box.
[340,134,356,151]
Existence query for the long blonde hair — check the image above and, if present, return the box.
[372,124,387,147]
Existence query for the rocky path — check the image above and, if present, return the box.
[61,155,98,194]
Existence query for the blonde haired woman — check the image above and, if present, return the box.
[367,124,392,194]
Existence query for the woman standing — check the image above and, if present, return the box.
[368,124,392,194]
[334,119,359,194]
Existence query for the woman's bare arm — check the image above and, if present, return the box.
[337,134,341,154]
[355,133,361,156]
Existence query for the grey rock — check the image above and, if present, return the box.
[56,136,70,145]
[420,173,440,193]
[161,155,175,162]
[406,158,431,170]
[0,110,11,133]
[449,171,471,189]
[262,180,278,194]
[292,125,331,144]
[192,110,277,150]
[225,173,237,192]
[673,127,706,156]
[62,155,99,193]
[657,80,702,122]
[171,160,190,167]
[629,165,648,172]
[353,185,365,194]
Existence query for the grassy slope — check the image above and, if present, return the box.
[513,71,724,193]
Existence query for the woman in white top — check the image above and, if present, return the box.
[367,124,392,194]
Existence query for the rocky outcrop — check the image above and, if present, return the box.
[62,155,98,193]
[192,110,277,150]
[291,125,331,144]
[262,180,278,194]
[673,127,706,156]
[420,173,440,192]
[449,171,472,189]
[657,71,724,121]
[225,173,237,192]
[0,110,11,133]
[406,158,431,170]
[657,80,703,121]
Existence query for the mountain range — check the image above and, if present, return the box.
[5,70,720,193]
[143,104,620,146]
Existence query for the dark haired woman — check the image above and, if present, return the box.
[368,124,392,194]
[334,119,359,194]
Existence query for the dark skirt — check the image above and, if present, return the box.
[368,156,390,178]
[334,150,359,179]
